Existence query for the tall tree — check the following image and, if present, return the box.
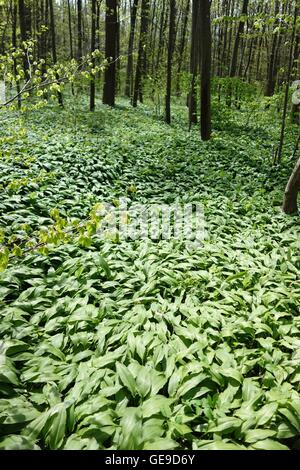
[77,0,83,60]
[275,3,299,164]
[199,0,212,141]
[67,0,74,59]
[229,0,249,78]
[90,0,97,111]
[176,0,190,95]
[12,0,21,109]
[49,0,63,106]
[188,0,200,127]
[103,0,118,106]
[227,0,249,106]
[132,0,150,107]
[265,0,280,97]
[154,0,167,78]
[125,0,139,98]
[18,0,32,79]
[165,0,176,124]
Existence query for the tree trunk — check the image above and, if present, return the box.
[199,0,212,141]
[165,0,176,124]
[12,0,21,109]
[176,0,190,95]
[154,0,167,79]
[229,0,249,77]
[103,0,117,106]
[125,0,139,98]
[283,157,300,214]
[49,0,63,106]
[132,0,150,107]
[67,0,74,59]
[90,0,96,111]
[276,4,298,164]
[18,0,31,79]
[188,0,199,127]
[227,0,249,106]
[77,0,82,60]
[265,0,280,96]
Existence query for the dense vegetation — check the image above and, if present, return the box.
[0,0,300,452]
[0,96,299,450]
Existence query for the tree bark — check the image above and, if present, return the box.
[132,0,150,107]
[165,0,176,124]
[77,0,82,60]
[12,0,21,109]
[103,0,118,106]
[125,0,139,98]
[227,0,249,106]
[229,0,249,77]
[276,4,298,163]
[188,0,199,127]
[265,0,280,96]
[176,0,190,95]
[18,0,31,79]
[67,0,74,59]
[283,156,300,214]
[199,0,212,141]
[90,0,96,111]
[49,0,63,106]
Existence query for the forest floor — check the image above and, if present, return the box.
[0,98,300,450]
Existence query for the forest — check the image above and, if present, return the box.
[0,0,300,452]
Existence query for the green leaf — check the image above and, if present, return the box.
[116,362,136,397]
[244,429,277,443]
[143,438,178,450]
[251,439,289,450]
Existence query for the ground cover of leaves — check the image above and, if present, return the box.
[0,99,300,450]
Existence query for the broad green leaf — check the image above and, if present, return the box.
[116,362,136,396]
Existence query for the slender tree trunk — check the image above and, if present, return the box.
[199,0,212,141]
[103,0,118,106]
[132,0,150,107]
[220,0,230,78]
[116,1,120,92]
[276,4,298,164]
[244,37,254,81]
[125,0,139,97]
[67,0,74,59]
[165,0,176,124]
[188,0,199,127]
[176,0,190,95]
[49,0,63,106]
[255,33,264,81]
[265,0,280,96]
[229,0,248,77]
[77,0,82,60]
[96,0,101,49]
[154,0,167,79]
[18,0,31,79]
[90,0,96,111]
[227,0,249,106]
[12,0,21,109]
